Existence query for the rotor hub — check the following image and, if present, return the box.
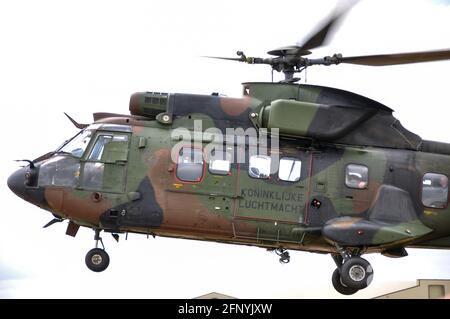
[267,46,312,57]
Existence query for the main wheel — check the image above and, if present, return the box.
[85,248,110,272]
[340,257,373,290]
[331,269,359,295]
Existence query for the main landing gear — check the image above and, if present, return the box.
[331,246,374,295]
[85,229,110,272]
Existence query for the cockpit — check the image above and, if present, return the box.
[36,123,132,192]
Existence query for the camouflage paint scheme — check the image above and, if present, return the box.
[8,82,450,265]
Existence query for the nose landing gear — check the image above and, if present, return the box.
[85,229,110,272]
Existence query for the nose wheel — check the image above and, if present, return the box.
[85,248,110,272]
[85,229,110,272]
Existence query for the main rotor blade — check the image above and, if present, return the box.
[297,0,358,53]
[203,56,244,62]
[340,49,450,66]
[203,55,272,65]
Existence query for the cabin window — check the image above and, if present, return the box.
[209,151,231,176]
[176,147,204,182]
[278,157,301,182]
[345,164,368,189]
[422,173,448,208]
[249,155,271,179]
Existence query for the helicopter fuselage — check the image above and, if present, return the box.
[8,82,450,256]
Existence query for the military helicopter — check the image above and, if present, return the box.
[7,2,450,295]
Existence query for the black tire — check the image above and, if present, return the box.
[85,248,110,272]
[340,257,374,290]
[332,268,359,295]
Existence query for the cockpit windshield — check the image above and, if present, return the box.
[58,130,93,158]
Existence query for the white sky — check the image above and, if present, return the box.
[1,0,450,299]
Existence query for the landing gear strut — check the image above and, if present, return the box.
[330,246,374,295]
[85,229,110,272]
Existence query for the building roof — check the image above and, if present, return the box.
[194,292,237,299]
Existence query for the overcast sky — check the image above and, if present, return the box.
[1,0,450,299]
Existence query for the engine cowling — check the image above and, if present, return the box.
[129,92,169,118]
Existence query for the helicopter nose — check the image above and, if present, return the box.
[7,167,48,209]
[7,167,27,199]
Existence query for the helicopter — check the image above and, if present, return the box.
[7,2,450,295]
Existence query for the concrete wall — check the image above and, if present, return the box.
[375,279,450,299]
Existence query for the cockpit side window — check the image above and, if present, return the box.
[87,134,129,162]
[81,132,130,192]
[88,135,113,161]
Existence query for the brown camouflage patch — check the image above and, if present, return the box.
[353,181,382,213]
[45,187,112,225]
[219,96,252,116]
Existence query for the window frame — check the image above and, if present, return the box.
[278,157,302,182]
[175,146,205,183]
[421,172,449,209]
[345,163,369,190]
